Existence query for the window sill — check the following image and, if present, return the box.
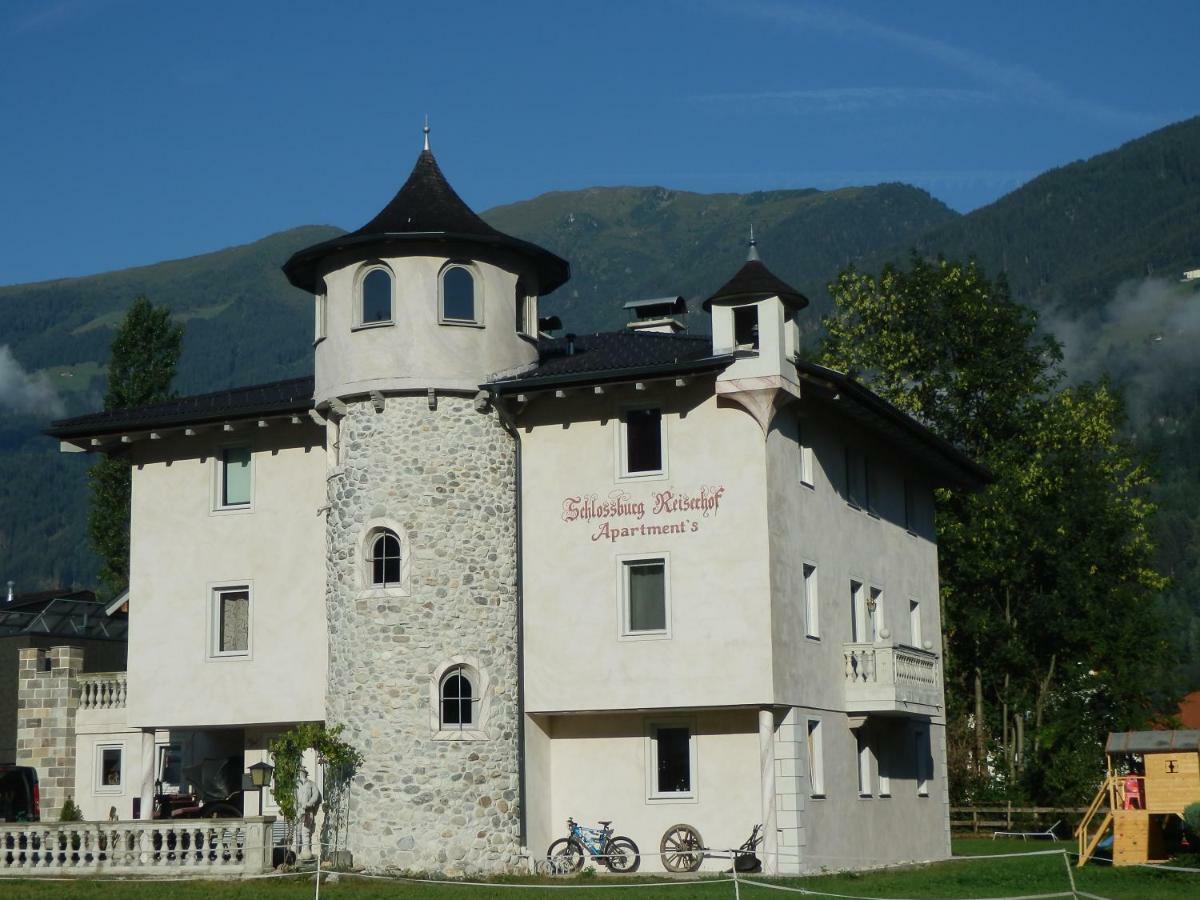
[313,336,326,347]
[210,504,253,516]
[356,586,410,601]
[207,652,251,662]
[94,787,125,795]
[438,318,485,329]
[619,630,672,643]
[805,634,821,642]
[351,320,394,332]
[432,729,488,742]
[800,480,815,491]
[810,794,826,801]
[646,792,698,805]
[617,470,669,483]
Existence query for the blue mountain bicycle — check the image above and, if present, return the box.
[546,817,641,873]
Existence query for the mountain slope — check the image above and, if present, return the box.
[486,183,959,333]
[878,116,1200,312]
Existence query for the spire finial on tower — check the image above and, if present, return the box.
[747,223,760,262]
[423,115,430,152]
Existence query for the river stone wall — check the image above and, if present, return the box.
[325,395,521,874]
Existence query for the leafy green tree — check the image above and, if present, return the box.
[87,297,183,597]
[821,256,1169,804]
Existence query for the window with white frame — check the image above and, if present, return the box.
[850,580,865,642]
[314,290,327,343]
[648,722,695,800]
[856,729,872,796]
[210,586,250,657]
[366,528,403,588]
[621,407,665,477]
[360,266,393,325]
[157,743,183,793]
[439,666,477,730]
[867,586,882,642]
[803,563,819,638]
[96,744,123,793]
[732,304,759,349]
[621,557,669,636]
[915,728,931,796]
[440,264,479,324]
[798,419,815,488]
[909,599,922,647]
[877,738,891,796]
[903,479,917,532]
[515,280,536,336]
[216,447,252,509]
[844,447,874,511]
[807,719,825,797]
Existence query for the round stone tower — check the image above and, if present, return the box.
[283,131,568,873]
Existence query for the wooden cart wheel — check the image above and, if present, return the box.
[660,823,704,873]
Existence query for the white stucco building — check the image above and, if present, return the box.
[45,135,986,875]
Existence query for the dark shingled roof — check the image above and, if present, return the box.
[488,332,729,392]
[46,376,315,440]
[283,149,569,295]
[702,259,809,311]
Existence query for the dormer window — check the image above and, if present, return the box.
[733,304,759,350]
[440,264,479,325]
[360,267,393,326]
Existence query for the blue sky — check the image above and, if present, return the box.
[1,0,1197,285]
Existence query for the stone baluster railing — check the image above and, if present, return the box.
[843,644,877,683]
[0,817,273,876]
[894,645,939,688]
[78,672,127,710]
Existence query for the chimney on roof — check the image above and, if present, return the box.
[623,296,687,334]
[6,581,13,603]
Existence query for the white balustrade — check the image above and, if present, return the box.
[843,643,941,714]
[0,818,274,876]
[78,672,127,711]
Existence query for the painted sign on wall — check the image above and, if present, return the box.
[561,486,727,543]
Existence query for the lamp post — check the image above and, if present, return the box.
[248,761,274,817]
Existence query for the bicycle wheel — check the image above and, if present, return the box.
[603,836,640,873]
[546,837,585,874]
[660,823,704,873]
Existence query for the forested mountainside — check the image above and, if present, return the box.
[1,118,1198,695]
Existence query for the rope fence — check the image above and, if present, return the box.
[6,840,1199,899]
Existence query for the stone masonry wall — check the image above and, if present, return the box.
[325,395,521,874]
[16,646,84,819]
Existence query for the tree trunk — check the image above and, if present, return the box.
[1033,654,1056,755]
[974,665,985,778]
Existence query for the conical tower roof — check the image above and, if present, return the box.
[702,234,808,311]
[284,142,569,294]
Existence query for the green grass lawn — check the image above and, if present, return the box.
[0,839,1194,900]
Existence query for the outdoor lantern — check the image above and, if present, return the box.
[248,761,274,788]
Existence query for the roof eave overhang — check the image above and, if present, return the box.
[283,231,570,295]
[45,398,316,448]
[485,356,733,396]
[701,291,809,312]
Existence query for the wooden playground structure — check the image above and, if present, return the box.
[1075,730,1200,866]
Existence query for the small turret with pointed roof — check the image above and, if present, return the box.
[283,125,568,295]
[702,228,808,311]
[705,230,806,429]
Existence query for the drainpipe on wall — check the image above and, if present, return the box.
[6,581,13,603]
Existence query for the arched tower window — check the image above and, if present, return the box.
[361,267,393,325]
[440,666,475,728]
[440,265,478,324]
[366,528,402,587]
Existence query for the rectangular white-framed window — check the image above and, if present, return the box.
[867,586,883,643]
[618,555,671,639]
[856,729,872,797]
[214,446,253,510]
[209,584,251,658]
[903,479,917,532]
[314,292,327,343]
[733,304,759,349]
[157,742,183,793]
[95,743,124,794]
[807,719,825,798]
[619,406,666,478]
[909,599,922,648]
[798,418,815,488]
[850,580,865,642]
[877,738,891,797]
[646,719,697,801]
[803,562,819,639]
[915,728,931,796]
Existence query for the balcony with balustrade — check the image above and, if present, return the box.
[75,671,128,726]
[842,643,942,716]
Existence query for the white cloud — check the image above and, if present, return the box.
[0,346,65,417]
